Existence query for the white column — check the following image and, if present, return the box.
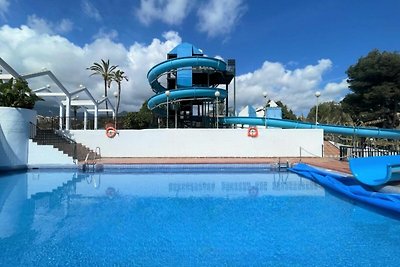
[84,109,87,130]
[94,105,98,130]
[65,95,71,130]
[59,104,64,130]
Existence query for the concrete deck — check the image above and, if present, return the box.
[96,157,350,174]
[89,141,349,174]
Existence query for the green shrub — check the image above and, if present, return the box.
[0,78,42,109]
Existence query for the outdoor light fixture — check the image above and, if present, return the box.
[315,91,321,125]
[165,90,170,129]
[263,91,268,128]
[215,91,220,129]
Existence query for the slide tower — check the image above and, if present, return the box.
[147,43,234,128]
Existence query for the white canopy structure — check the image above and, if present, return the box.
[0,57,115,130]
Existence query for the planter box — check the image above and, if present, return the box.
[0,107,36,170]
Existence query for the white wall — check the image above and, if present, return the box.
[68,128,323,158]
[28,140,75,167]
[0,107,36,170]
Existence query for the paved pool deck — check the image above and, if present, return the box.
[96,157,351,174]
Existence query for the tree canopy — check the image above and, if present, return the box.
[342,49,400,128]
[122,101,157,129]
[306,101,353,125]
[275,100,297,120]
[87,59,117,117]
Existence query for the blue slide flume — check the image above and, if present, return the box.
[349,156,400,186]
[221,117,400,139]
[146,42,400,140]
[147,56,228,110]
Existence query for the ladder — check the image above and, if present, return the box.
[82,147,101,172]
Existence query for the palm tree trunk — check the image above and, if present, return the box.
[115,82,121,128]
[104,79,109,118]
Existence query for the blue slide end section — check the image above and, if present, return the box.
[290,163,400,217]
[349,155,400,186]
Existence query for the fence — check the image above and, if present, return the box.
[339,145,400,161]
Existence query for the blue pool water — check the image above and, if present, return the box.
[1,164,400,266]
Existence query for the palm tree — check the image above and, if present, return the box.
[87,59,117,117]
[109,69,128,127]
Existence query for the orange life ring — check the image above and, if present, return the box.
[247,127,258,138]
[106,126,117,138]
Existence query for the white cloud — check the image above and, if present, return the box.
[0,0,9,19]
[56,19,73,33]
[233,59,349,115]
[27,15,73,35]
[323,78,349,99]
[81,0,102,21]
[0,23,347,117]
[92,28,118,40]
[136,0,193,25]
[197,0,247,37]
[135,0,246,38]
[0,25,181,112]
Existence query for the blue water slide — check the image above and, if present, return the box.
[349,156,400,186]
[148,88,227,109]
[146,53,400,141]
[291,163,400,217]
[147,56,227,93]
[220,117,400,139]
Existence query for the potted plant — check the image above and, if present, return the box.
[0,78,42,170]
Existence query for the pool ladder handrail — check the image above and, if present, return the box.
[83,147,101,172]
[274,157,290,171]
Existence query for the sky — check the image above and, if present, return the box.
[0,0,399,116]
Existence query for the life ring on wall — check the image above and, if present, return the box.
[106,127,117,138]
[247,127,258,138]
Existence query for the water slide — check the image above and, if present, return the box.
[147,56,228,109]
[349,156,400,186]
[291,163,400,217]
[147,56,400,140]
[221,117,400,140]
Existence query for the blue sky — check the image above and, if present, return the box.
[1,0,399,115]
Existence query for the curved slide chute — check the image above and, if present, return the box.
[148,88,227,109]
[147,56,227,110]
[349,156,400,186]
[221,117,400,139]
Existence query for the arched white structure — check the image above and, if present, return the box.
[0,57,115,130]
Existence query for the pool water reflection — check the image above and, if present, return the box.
[1,167,399,266]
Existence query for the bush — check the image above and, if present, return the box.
[0,78,42,109]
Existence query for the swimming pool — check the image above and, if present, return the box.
[1,164,399,266]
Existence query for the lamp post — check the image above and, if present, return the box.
[165,90,170,129]
[215,90,220,129]
[263,92,268,128]
[315,91,321,125]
